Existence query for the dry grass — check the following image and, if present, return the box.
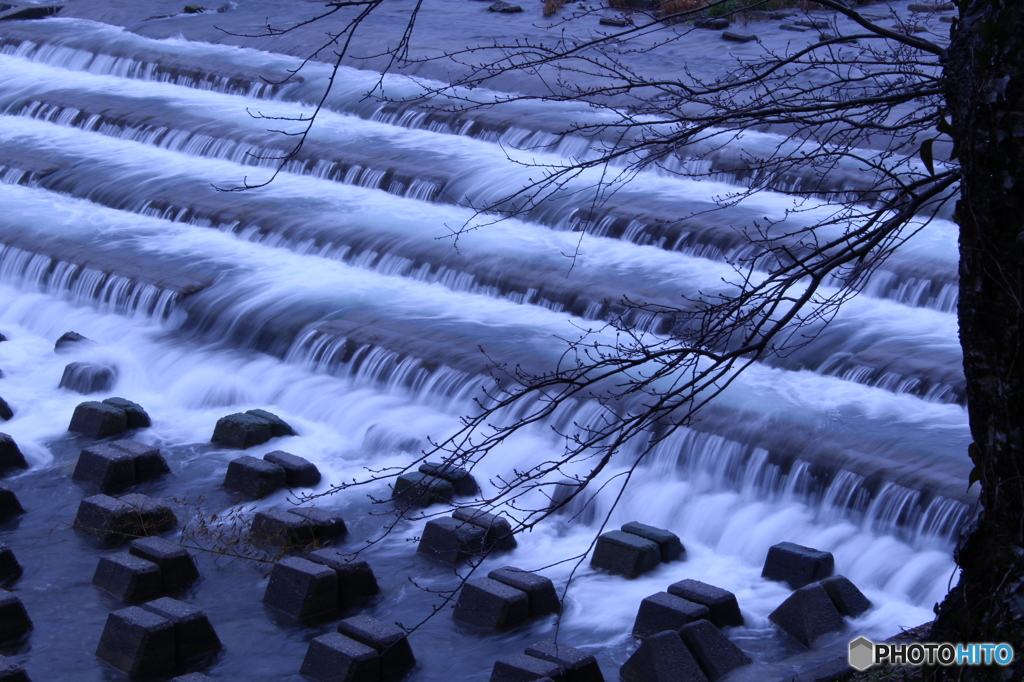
[544,0,566,15]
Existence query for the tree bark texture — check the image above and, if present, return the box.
[932,0,1024,678]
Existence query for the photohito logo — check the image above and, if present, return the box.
[849,637,1015,670]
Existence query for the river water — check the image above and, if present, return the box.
[0,1,968,679]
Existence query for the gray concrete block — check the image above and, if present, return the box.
[762,542,834,589]
[678,619,751,680]
[620,522,684,562]
[452,577,529,631]
[74,494,176,547]
[418,461,478,496]
[101,398,151,429]
[392,472,454,507]
[263,450,320,487]
[223,455,286,499]
[92,554,162,602]
[488,567,560,617]
[0,399,9,423]
[0,545,20,582]
[819,575,871,617]
[210,412,272,449]
[336,615,415,680]
[109,439,169,483]
[632,592,710,638]
[768,583,845,647]
[0,590,30,640]
[264,557,338,619]
[300,632,379,682]
[620,630,707,682]
[245,409,296,437]
[68,401,128,439]
[416,517,485,565]
[54,331,90,353]
[0,484,21,521]
[667,579,743,628]
[306,550,380,606]
[59,362,116,394]
[286,507,347,543]
[490,652,564,682]
[95,605,175,676]
[523,640,603,682]
[129,536,199,591]
[141,597,222,663]
[590,531,660,578]
[452,508,516,552]
[72,443,136,493]
[0,434,27,476]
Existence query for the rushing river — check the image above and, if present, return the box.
[0,1,969,679]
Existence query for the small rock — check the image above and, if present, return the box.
[54,331,90,353]
[488,1,523,12]
[696,17,729,30]
[599,15,631,26]
[0,434,28,475]
[722,30,757,42]
[0,398,11,423]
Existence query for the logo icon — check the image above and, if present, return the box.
[849,636,875,671]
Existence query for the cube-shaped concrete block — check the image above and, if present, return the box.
[490,652,564,682]
[0,655,29,681]
[590,531,660,579]
[768,583,845,647]
[102,398,152,429]
[416,517,485,565]
[0,484,22,521]
[140,597,222,663]
[632,592,710,638]
[245,409,296,438]
[223,456,286,499]
[306,550,380,607]
[300,632,379,682]
[488,567,560,618]
[418,461,478,497]
[68,401,128,439]
[73,444,136,494]
[678,620,752,680]
[129,536,199,591]
[250,508,310,547]
[336,615,415,680]
[452,577,529,631]
[0,434,27,476]
[95,606,175,676]
[286,507,347,544]
[59,362,117,394]
[392,472,455,507]
[74,494,176,547]
[452,508,517,552]
[0,590,31,640]
[523,640,603,682]
[108,440,169,483]
[667,579,743,628]
[621,522,684,563]
[211,413,272,449]
[92,554,162,603]
[762,542,834,589]
[620,630,707,682]
[263,450,320,487]
[820,575,872,618]
[0,545,21,582]
[264,557,338,619]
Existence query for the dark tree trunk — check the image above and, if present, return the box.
[931,0,1024,678]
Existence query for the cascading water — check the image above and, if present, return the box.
[0,4,969,680]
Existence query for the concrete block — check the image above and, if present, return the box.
[223,456,286,499]
[0,434,27,475]
[762,542,834,589]
[286,507,347,543]
[590,530,660,578]
[632,592,710,638]
[0,484,21,521]
[250,507,346,548]
[54,331,90,353]
[102,398,152,429]
[264,557,338,619]
[620,630,707,682]
[95,605,175,676]
[59,362,117,394]
[418,461,478,496]
[108,440,169,483]
[92,554,162,602]
[392,472,454,507]
[306,550,380,606]
[74,494,176,546]
[141,597,222,663]
[620,522,684,562]
[490,652,564,682]
[129,536,199,591]
[768,583,845,647]
[210,412,272,449]
[0,399,9,423]
[667,579,743,628]
[68,401,127,439]
[678,620,751,680]
[523,640,603,682]
[336,615,415,680]
[416,517,485,565]
[488,567,560,617]
[300,632,379,682]
[452,508,516,552]
[819,575,871,618]
[0,545,20,582]
[0,590,30,640]
[72,443,136,494]
[263,450,320,487]
[452,577,529,631]
[245,409,296,437]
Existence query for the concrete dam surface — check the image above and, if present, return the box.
[0,0,967,679]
